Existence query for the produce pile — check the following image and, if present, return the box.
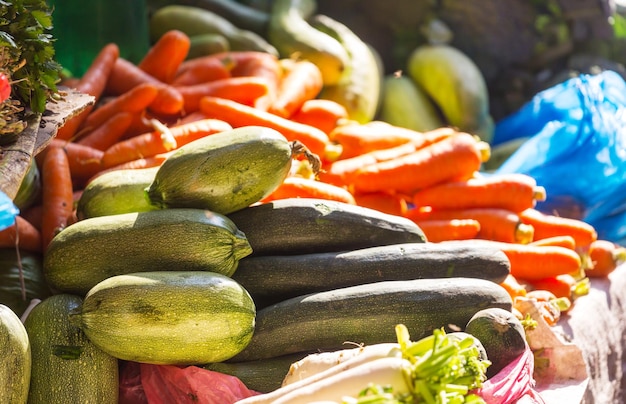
[2,0,626,403]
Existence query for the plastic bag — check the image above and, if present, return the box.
[493,71,626,244]
[0,190,18,231]
[119,361,259,404]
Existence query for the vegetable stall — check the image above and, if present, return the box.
[2,0,626,403]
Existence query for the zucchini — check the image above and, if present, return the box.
[204,353,307,393]
[233,242,510,308]
[76,166,159,219]
[229,277,512,362]
[23,294,118,404]
[71,271,256,365]
[146,126,295,215]
[44,208,252,295]
[0,248,51,317]
[227,198,427,256]
[0,304,30,404]
[464,307,528,378]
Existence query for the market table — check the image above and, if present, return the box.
[543,263,626,403]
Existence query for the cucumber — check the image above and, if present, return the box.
[229,277,513,362]
[204,353,307,393]
[0,304,30,404]
[150,5,278,56]
[146,126,295,215]
[71,271,256,365]
[233,242,511,308]
[267,0,350,85]
[76,166,160,219]
[23,294,118,404]
[464,307,528,378]
[44,208,252,295]
[227,198,427,256]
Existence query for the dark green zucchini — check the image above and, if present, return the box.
[228,277,512,362]
[227,198,427,256]
[233,242,510,308]
[0,248,51,317]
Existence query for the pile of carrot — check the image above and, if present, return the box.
[4,29,624,327]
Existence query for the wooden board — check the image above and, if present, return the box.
[0,88,94,199]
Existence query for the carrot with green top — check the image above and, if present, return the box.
[411,173,547,213]
[351,132,490,195]
[198,96,331,159]
[138,29,190,84]
[519,208,598,249]
[101,118,232,169]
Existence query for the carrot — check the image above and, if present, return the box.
[351,132,490,195]
[269,59,324,118]
[413,219,481,243]
[525,274,581,300]
[105,57,184,116]
[176,76,271,112]
[0,215,43,253]
[19,205,42,231]
[82,83,160,132]
[138,30,190,84]
[262,176,356,205]
[39,139,104,185]
[519,208,598,249]
[171,57,232,86]
[198,96,330,158]
[88,151,175,183]
[76,111,134,151]
[529,235,576,250]
[329,121,422,159]
[522,289,565,325]
[318,128,455,187]
[499,274,527,300]
[586,239,626,278]
[352,192,408,217]
[411,173,547,213]
[290,98,349,135]
[101,118,232,169]
[40,146,74,250]
[449,239,583,281]
[405,207,534,244]
[56,43,120,141]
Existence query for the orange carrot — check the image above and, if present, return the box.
[138,30,190,84]
[269,59,324,118]
[351,132,490,195]
[449,239,583,281]
[88,151,175,183]
[106,57,184,116]
[76,111,134,151]
[262,176,356,205]
[526,274,579,300]
[0,215,43,253]
[411,173,546,213]
[352,192,408,216]
[171,57,232,86]
[176,76,271,112]
[82,83,160,132]
[529,235,576,250]
[499,274,527,300]
[319,128,455,187]
[405,207,534,244]
[291,98,349,135]
[198,96,330,158]
[519,208,598,249]
[413,219,482,243]
[39,139,104,185]
[101,118,232,169]
[56,43,120,141]
[586,239,626,278]
[40,146,74,250]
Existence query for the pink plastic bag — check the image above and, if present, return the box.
[118,361,259,404]
[474,347,546,404]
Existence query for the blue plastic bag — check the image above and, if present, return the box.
[494,71,626,245]
[0,190,18,231]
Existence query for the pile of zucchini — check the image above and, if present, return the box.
[2,125,522,402]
